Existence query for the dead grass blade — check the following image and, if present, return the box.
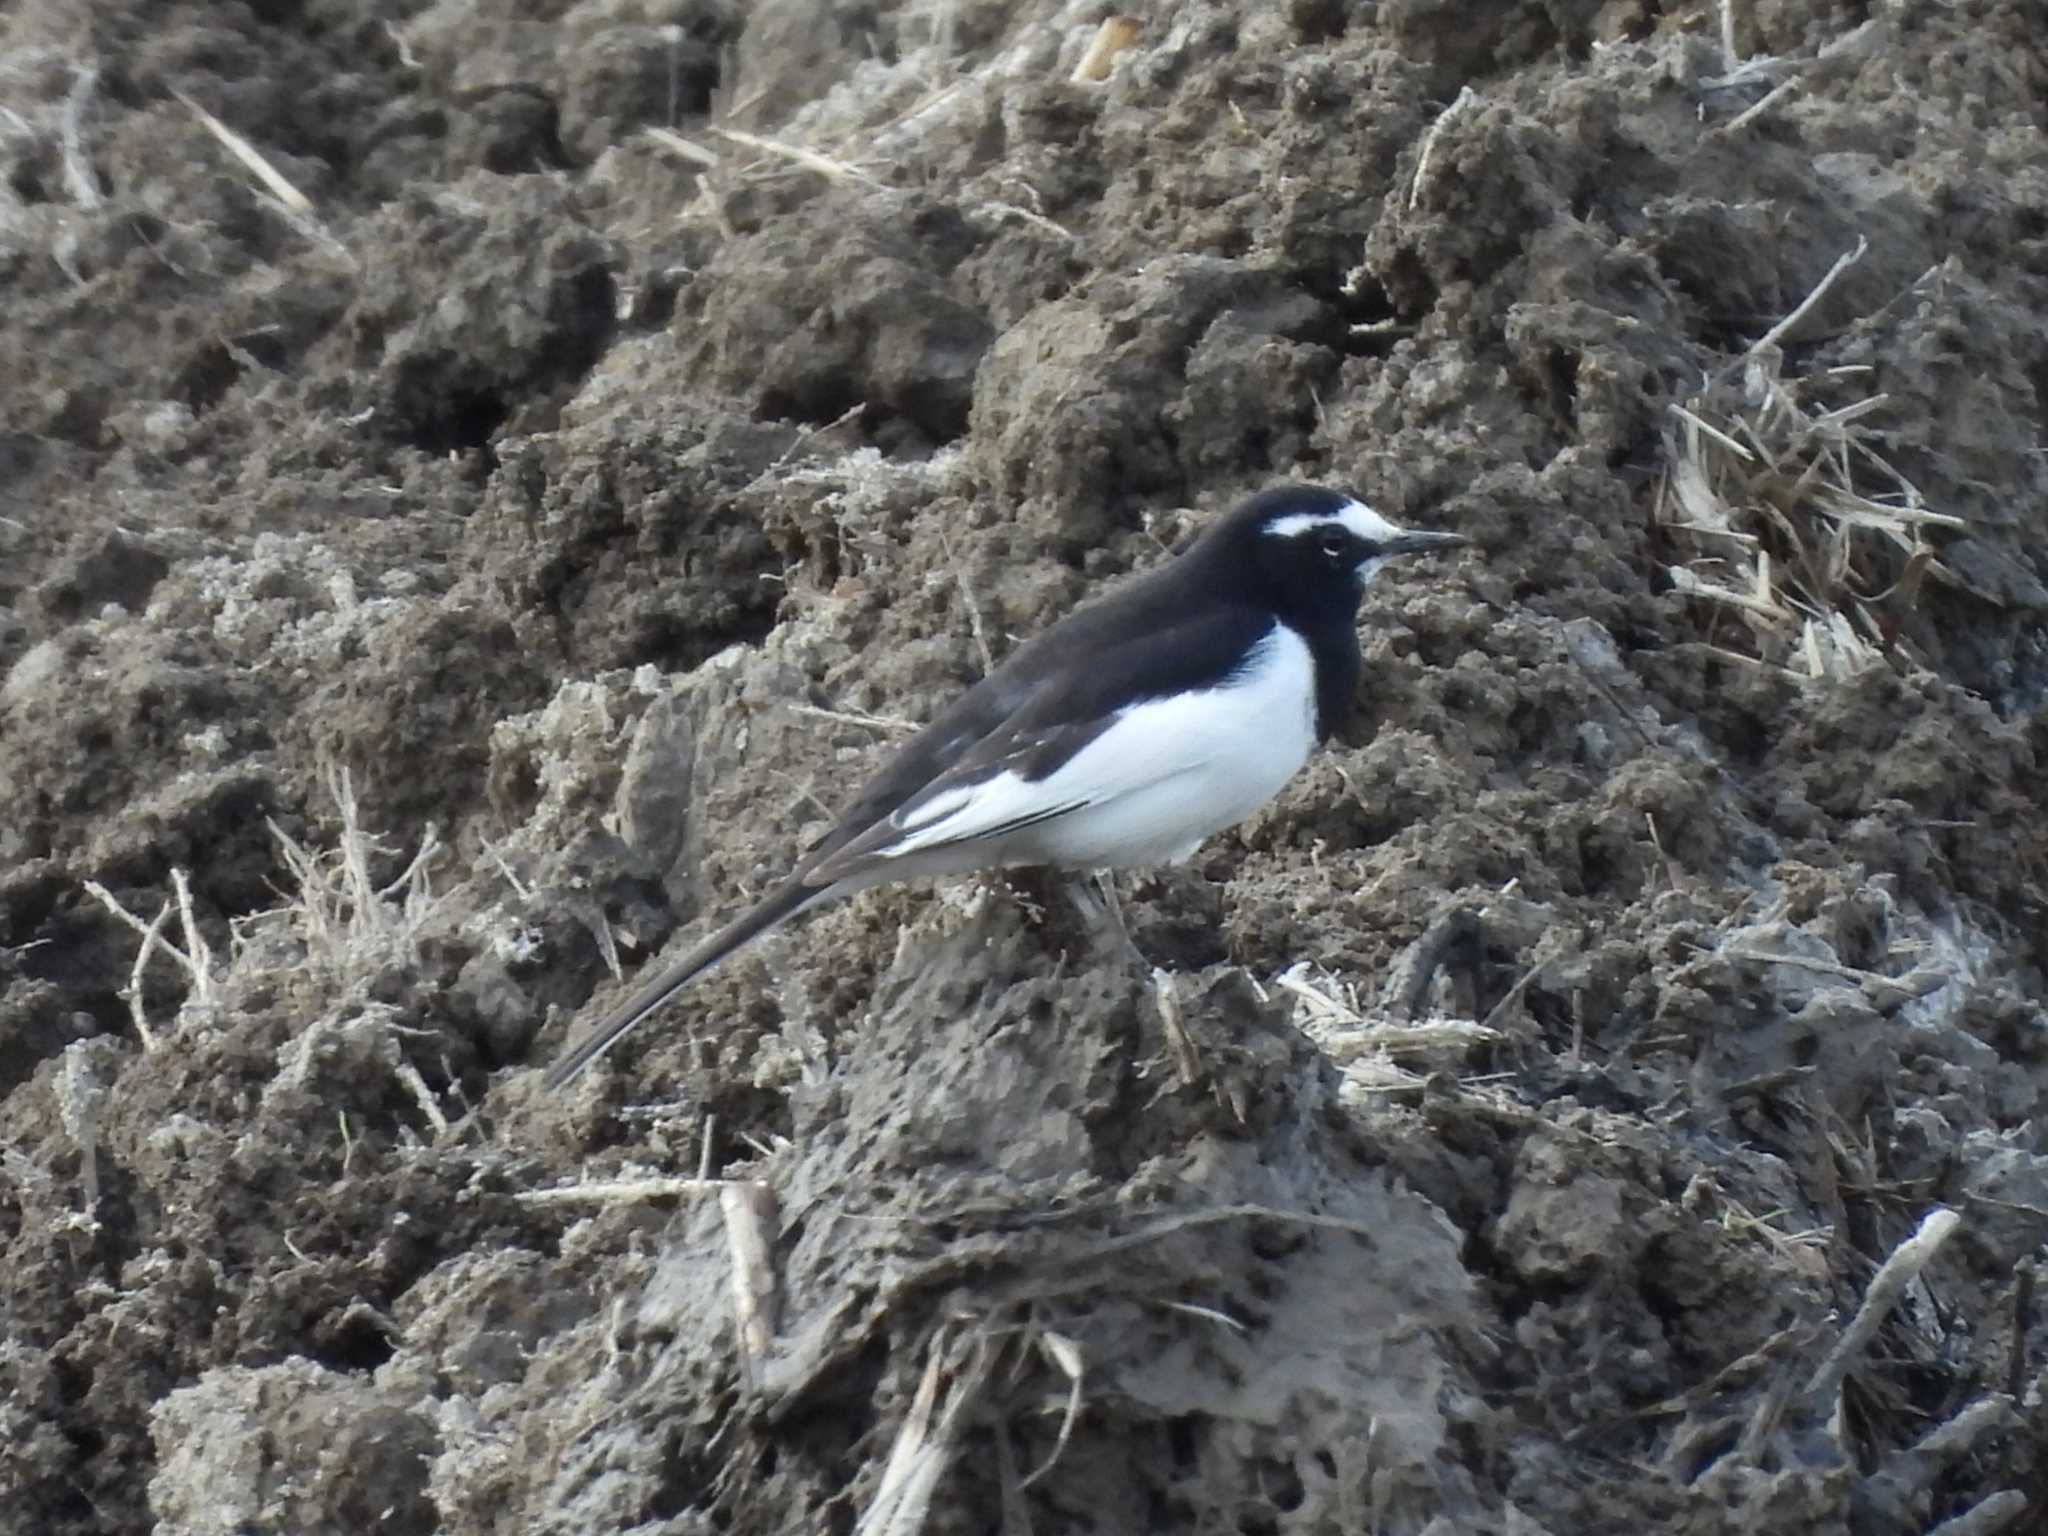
[855,1326,995,1536]
[59,64,101,210]
[176,89,353,263]
[709,125,880,186]
[175,89,313,213]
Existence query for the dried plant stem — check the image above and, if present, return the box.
[722,1181,782,1384]
[1741,236,1868,369]
[1805,1206,1961,1409]
[709,125,881,185]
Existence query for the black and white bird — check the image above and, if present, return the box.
[544,483,1465,1088]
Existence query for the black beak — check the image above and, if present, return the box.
[1384,529,1468,557]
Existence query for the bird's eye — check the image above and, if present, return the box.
[1320,535,1347,559]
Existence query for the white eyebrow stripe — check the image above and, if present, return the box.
[1266,499,1409,544]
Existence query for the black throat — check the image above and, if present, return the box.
[1291,612,1363,742]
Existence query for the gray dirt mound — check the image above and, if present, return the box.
[5,1,2048,1533]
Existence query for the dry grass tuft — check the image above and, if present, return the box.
[1656,243,1964,679]
[81,763,447,1142]
[262,762,443,999]
[1276,961,1499,1097]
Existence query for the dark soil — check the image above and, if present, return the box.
[5,2,2048,1533]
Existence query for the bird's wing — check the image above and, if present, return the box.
[813,719,1109,872]
[790,559,1245,870]
[804,607,1277,885]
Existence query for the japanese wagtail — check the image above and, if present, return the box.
[544,483,1466,1088]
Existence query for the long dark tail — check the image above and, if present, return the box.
[543,879,823,1090]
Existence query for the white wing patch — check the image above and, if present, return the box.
[894,782,975,833]
[891,773,1085,841]
[870,624,1318,872]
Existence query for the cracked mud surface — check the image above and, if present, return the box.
[5,2,2048,1532]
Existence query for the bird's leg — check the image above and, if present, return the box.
[1094,868,1131,954]
[1061,869,1145,969]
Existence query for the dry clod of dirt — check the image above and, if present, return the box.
[6,1,2048,1534]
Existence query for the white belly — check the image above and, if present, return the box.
[1011,622,1319,869]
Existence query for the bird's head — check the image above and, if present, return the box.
[1227,484,1466,627]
